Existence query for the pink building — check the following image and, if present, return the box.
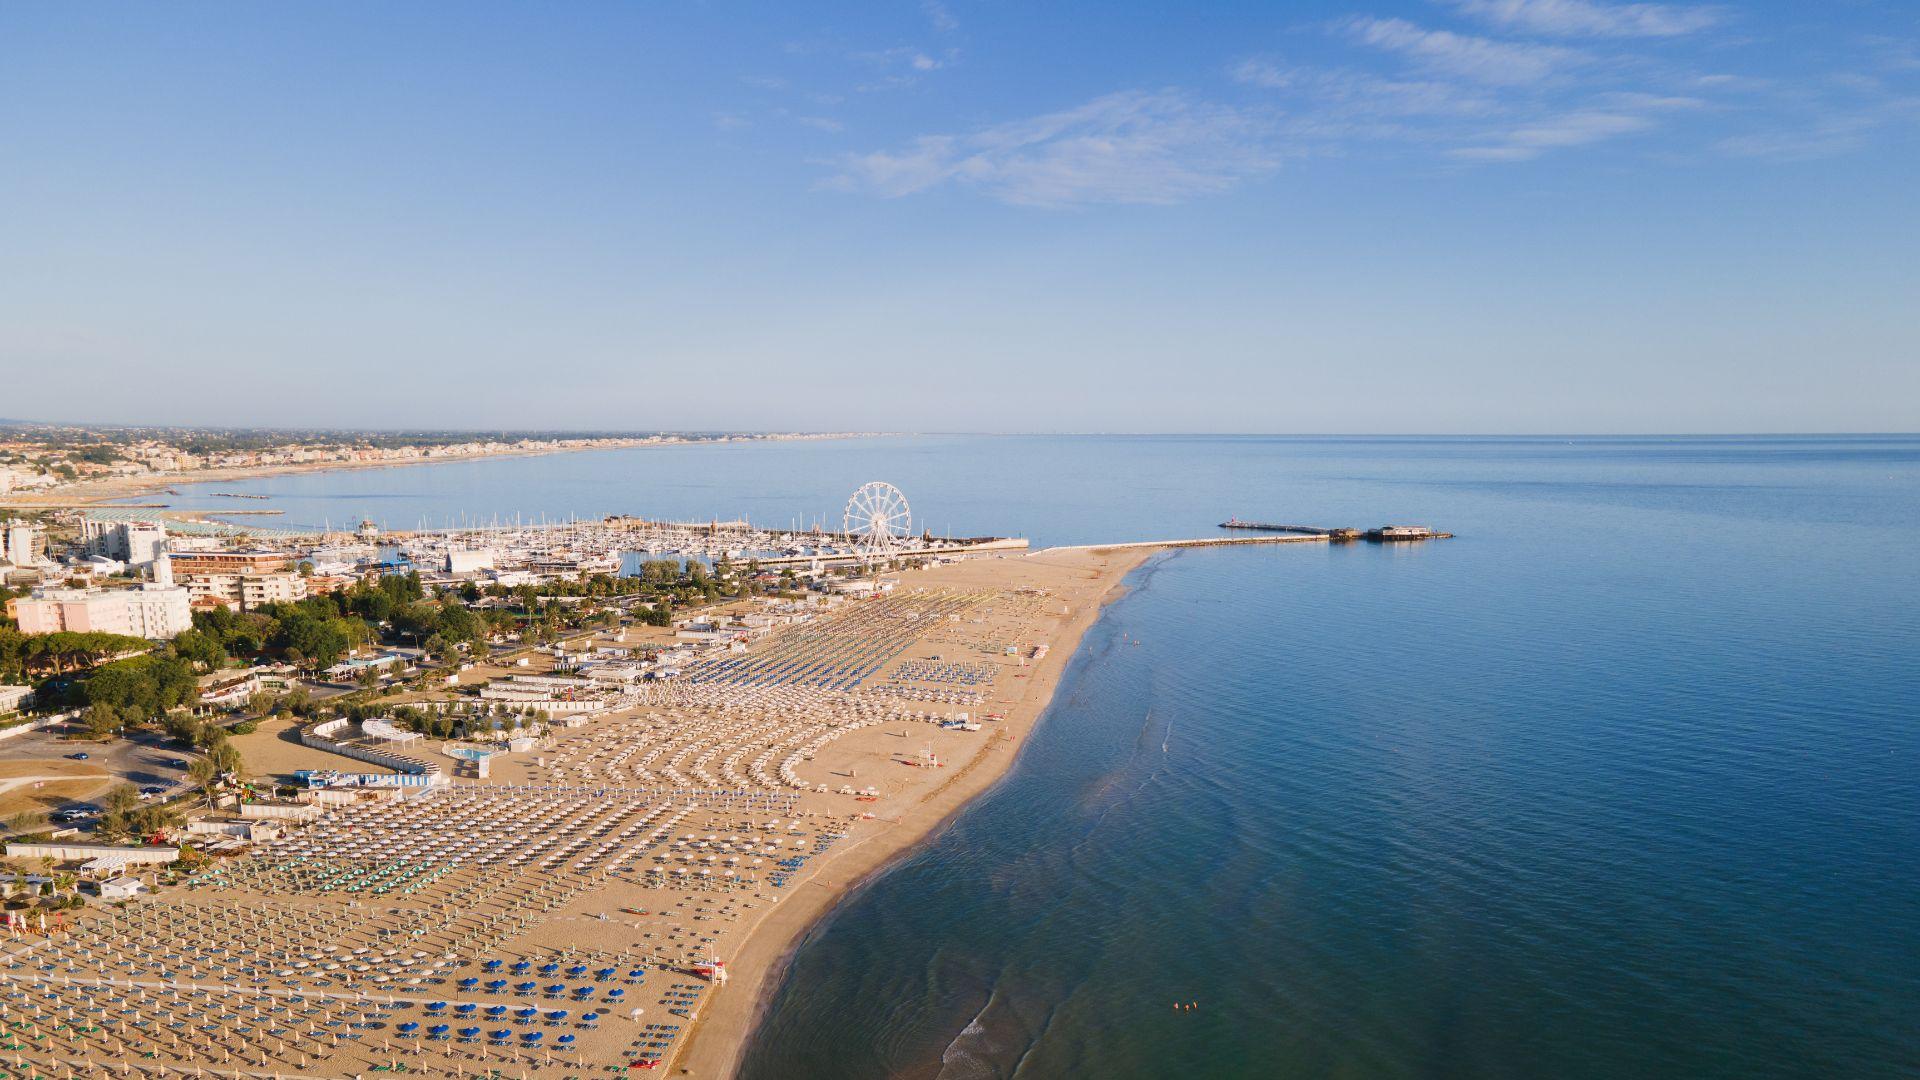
[6,584,192,639]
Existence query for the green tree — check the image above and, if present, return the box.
[170,629,227,672]
[186,755,218,792]
[83,702,123,738]
[208,739,243,777]
[97,784,142,840]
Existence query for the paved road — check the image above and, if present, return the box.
[0,726,195,811]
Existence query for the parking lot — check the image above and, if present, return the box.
[0,725,196,823]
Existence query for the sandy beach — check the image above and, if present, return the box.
[0,544,1149,1079]
[673,546,1149,1077]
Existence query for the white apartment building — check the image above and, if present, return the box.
[81,520,169,567]
[2,522,43,567]
[180,571,308,609]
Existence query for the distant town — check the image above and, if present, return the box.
[0,422,873,502]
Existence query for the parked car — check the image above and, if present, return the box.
[66,752,90,761]
[165,758,189,769]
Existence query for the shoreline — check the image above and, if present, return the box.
[0,433,880,515]
[675,545,1153,1078]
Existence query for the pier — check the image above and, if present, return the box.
[1040,522,1452,556]
[1221,519,1452,542]
[1217,519,1334,535]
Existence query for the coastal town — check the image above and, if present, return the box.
[0,471,1143,1076]
[0,424,870,506]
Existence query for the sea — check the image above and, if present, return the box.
[161,435,1920,1079]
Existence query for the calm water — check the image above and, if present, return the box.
[171,436,1920,1078]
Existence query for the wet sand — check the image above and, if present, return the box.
[673,546,1149,1077]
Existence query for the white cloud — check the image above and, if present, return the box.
[797,116,846,134]
[1447,0,1720,38]
[1715,116,1882,161]
[1238,58,1502,119]
[1344,17,1581,84]
[1231,59,1294,90]
[861,46,945,72]
[1451,108,1653,159]
[924,1,959,33]
[825,90,1277,207]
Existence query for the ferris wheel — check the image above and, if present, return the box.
[843,481,912,563]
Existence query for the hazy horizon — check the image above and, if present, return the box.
[4,419,1917,438]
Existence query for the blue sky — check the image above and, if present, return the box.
[1,1,1915,433]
